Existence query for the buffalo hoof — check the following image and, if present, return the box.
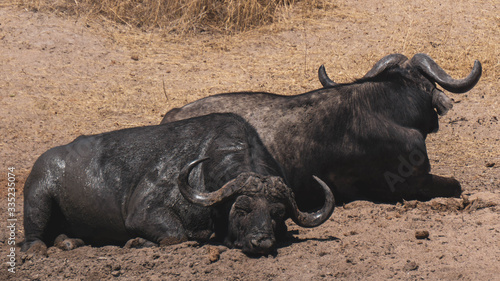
[403,174,462,201]
[432,176,462,198]
[418,175,462,199]
[124,237,157,249]
[54,234,85,251]
[22,240,48,256]
[159,236,188,246]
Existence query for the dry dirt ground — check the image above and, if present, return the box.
[1,0,499,280]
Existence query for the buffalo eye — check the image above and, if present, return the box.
[232,196,253,216]
[270,204,286,220]
[234,206,251,217]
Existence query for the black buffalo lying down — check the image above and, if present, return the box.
[22,113,334,256]
[162,54,482,208]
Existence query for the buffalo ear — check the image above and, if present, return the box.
[432,89,453,115]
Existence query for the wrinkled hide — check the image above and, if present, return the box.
[161,54,481,208]
[22,113,334,256]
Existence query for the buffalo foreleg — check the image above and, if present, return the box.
[398,173,462,201]
[21,178,62,255]
[125,208,189,247]
[124,237,157,249]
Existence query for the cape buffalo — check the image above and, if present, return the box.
[21,113,334,256]
[161,53,482,209]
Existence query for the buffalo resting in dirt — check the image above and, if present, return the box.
[161,53,482,209]
[21,113,334,256]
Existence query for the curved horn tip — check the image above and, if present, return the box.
[192,157,210,165]
[178,157,244,208]
[290,175,335,228]
[473,60,482,73]
[318,64,337,88]
[178,157,215,207]
[411,54,482,93]
[312,175,335,205]
[181,157,210,178]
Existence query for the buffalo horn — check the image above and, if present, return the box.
[363,53,409,79]
[410,53,482,93]
[178,158,241,207]
[318,65,337,87]
[289,175,335,228]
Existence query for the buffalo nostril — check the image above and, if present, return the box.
[259,239,274,250]
[251,237,275,250]
[251,239,258,247]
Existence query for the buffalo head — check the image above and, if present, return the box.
[178,158,335,255]
[319,53,482,116]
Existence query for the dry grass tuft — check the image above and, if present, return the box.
[20,0,319,33]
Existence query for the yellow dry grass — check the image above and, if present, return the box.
[19,0,326,32]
